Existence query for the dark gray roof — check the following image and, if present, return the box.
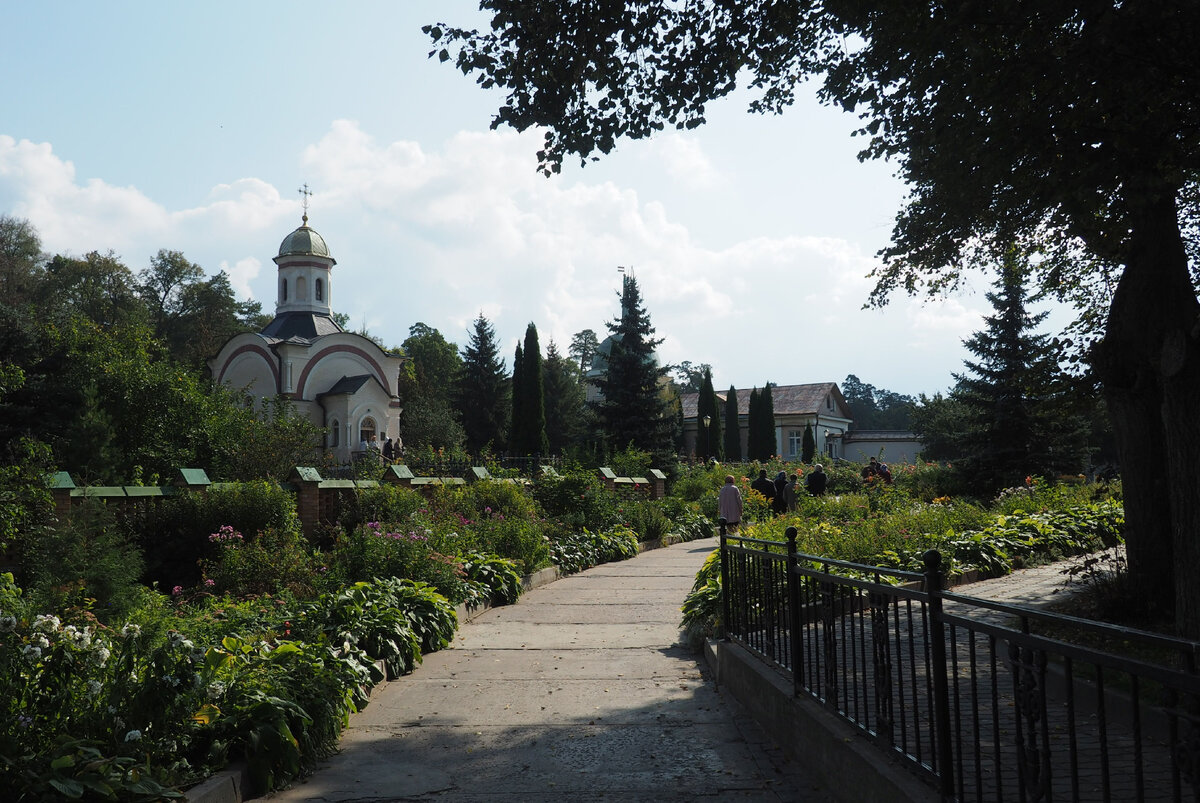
[320,374,373,396]
[260,312,343,341]
[681,382,846,418]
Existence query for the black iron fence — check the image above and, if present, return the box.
[719,524,1200,802]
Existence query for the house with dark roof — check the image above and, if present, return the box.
[680,382,923,464]
[680,383,852,461]
[208,213,403,463]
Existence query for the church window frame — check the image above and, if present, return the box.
[297,276,307,301]
[315,278,324,302]
[281,277,288,301]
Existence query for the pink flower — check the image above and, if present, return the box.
[172,586,183,597]
[204,579,216,587]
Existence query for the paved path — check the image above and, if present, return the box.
[269,537,835,802]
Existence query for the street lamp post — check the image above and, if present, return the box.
[702,414,712,461]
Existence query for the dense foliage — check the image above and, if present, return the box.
[426,0,1200,632]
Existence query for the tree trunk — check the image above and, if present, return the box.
[1096,193,1200,633]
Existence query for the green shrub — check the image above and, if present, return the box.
[532,468,618,531]
[550,525,639,575]
[680,549,722,649]
[471,510,550,575]
[460,553,524,607]
[328,484,424,537]
[626,499,671,542]
[127,481,299,590]
[201,524,318,598]
[324,522,468,603]
[23,500,145,622]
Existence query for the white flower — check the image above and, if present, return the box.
[206,681,226,700]
[32,614,60,633]
[94,646,111,665]
[62,624,92,647]
[86,680,103,698]
[21,644,42,659]
[121,624,141,638]
[0,615,17,633]
[31,634,50,649]
[124,730,142,742]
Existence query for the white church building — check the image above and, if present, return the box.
[208,213,402,463]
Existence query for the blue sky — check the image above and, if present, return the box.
[1,2,1065,397]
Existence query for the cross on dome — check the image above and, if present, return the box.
[298,183,312,225]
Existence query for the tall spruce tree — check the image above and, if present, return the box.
[723,385,741,461]
[592,274,671,462]
[695,366,720,461]
[511,323,549,455]
[456,313,510,453]
[951,251,1089,495]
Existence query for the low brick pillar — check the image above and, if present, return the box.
[46,471,75,521]
[598,467,618,491]
[174,468,211,494]
[649,469,667,499]
[383,464,415,488]
[289,467,323,539]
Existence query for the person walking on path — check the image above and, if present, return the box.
[718,474,743,532]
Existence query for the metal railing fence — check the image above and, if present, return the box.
[718,523,1200,802]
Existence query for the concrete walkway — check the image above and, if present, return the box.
[268,537,835,802]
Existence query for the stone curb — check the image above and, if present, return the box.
[703,638,938,803]
[184,535,694,802]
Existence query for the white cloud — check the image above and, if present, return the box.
[0,123,983,394]
[644,133,718,189]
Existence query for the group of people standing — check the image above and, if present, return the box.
[717,464,828,531]
[353,433,404,463]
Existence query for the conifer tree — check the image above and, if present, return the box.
[510,342,524,451]
[723,385,741,461]
[456,313,509,453]
[591,274,671,462]
[695,366,721,461]
[746,387,762,460]
[759,382,776,459]
[543,339,586,454]
[510,324,550,455]
[802,423,815,464]
[951,251,1089,495]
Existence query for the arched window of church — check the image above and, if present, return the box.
[281,278,288,301]
[359,417,377,444]
[297,276,307,300]
[315,278,324,302]
[329,419,341,448]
